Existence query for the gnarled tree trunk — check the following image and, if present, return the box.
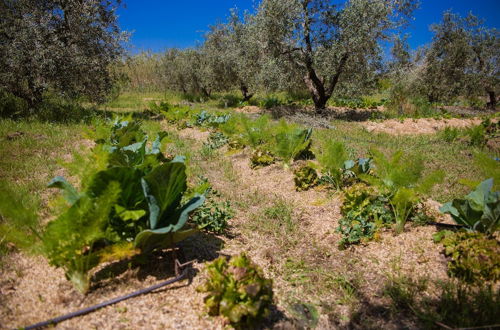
[240,84,253,102]
[487,90,497,110]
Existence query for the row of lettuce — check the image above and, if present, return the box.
[157,102,499,286]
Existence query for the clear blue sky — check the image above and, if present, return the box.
[117,0,500,53]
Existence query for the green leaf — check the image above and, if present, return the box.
[47,176,80,205]
[141,161,187,230]
[134,228,198,253]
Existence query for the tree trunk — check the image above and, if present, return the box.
[240,84,253,102]
[487,90,496,110]
[304,74,328,112]
[201,87,211,98]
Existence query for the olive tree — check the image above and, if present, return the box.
[0,0,127,108]
[204,10,262,101]
[422,11,499,109]
[253,0,419,112]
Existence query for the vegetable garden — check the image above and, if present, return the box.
[1,100,498,329]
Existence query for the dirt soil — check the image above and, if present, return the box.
[361,117,486,135]
[0,123,457,329]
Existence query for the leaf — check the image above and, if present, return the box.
[141,162,187,230]
[47,176,80,205]
[149,132,169,155]
[134,228,198,253]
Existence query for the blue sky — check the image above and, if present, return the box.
[117,0,500,53]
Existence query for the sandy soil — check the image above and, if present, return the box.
[361,117,486,135]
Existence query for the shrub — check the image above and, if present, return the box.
[436,231,500,283]
[197,253,273,327]
[294,164,319,191]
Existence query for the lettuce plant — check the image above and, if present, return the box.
[436,231,500,283]
[294,164,319,191]
[337,183,393,248]
[440,179,499,235]
[197,253,273,327]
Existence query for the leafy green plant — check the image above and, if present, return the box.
[250,149,275,168]
[260,96,283,109]
[45,118,205,292]
[197,253,273,327]
[440,179,499,235]
[466,124,486,146]
[271,120,313,165]
[337,183,394,248]
[440,126,461,142]
[293,164,319,191]
[240,115,272,148]
[191,181,233,234]
[203,132,229,151]
[341,157,374,185]
[43,182,122,293]
[195,110,231,128]
[435,231,500,283]
[316,140,349,190]
[361,149,444,234]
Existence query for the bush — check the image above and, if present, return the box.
[197,253,274,327]
[436,231,500,284]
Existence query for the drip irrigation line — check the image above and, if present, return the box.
[23,268,188,330]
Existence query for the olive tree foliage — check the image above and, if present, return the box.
[253,0,419,112]
[0,0,127,109]
[203,10,263,101]
[420,11,499,109]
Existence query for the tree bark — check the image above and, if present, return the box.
[240,84,253,102]
[487,90,496,110]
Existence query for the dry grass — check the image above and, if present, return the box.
[0,118,495,329]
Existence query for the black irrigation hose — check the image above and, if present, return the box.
[429,222,464,230]
[23,268,188,330]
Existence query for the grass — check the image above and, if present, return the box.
[314,121,486,202]
[1,91,497,328]
[384,272,500,329]
[0,119,88,194]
